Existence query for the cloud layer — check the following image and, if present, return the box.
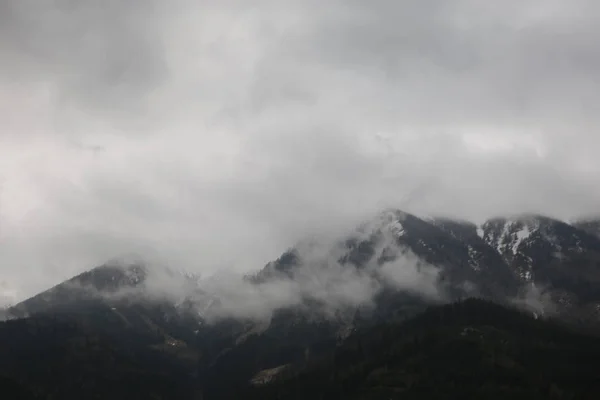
[101,231,443,323]
[1,0,600,302]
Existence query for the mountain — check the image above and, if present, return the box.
[574,218,600,239]
[241,299,600,400]
[258,210,600,320]
[479,215,600,320]
[194,211,600,396]
[1,263,205,399]
[258,210,519,299]
[8,262,204,343]
[9,263,147,317]
[2,209,600,398]
[481,215,600,283]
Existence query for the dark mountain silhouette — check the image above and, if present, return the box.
[2,210,600,399]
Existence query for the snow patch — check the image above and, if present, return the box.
[498,222,512,254]
[521,270,533,282]
[511,225,532,255]
[467,246,480,271]
[476,226,484,239]
[485,218,539,259]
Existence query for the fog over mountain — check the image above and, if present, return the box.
[9,208,594,329]
[1,0,600,303]
[2,214,445,323]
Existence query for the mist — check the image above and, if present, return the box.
[2,0,600,303]
[120,225,444,323]
[192,247,442,322]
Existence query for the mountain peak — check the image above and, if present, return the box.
[70,263,148,292]
[354,209,408,238]
[7,263,151,318]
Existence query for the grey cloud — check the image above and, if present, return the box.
[244,0,600,138]
[0,0,167,119]
[168,229,444,322]
[28,228,444,324]
[1,0,600,303]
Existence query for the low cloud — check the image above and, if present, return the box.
[180,252,441,323]
[510,283,558,317]
[36,222,445,324]
[137,224,445,323]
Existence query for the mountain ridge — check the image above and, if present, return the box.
[3,209,600,398]
[10,209,600,324]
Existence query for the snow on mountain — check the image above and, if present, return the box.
[9,209,600,341]
[477,214,600,309]
[355,209,408,240]
[479,216,545,282]
[428,217,509,281]
[466,246,480,271]
[481,217,539,259]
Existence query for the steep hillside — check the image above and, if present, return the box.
[480,215,600,319]
[242,299,600,400]
[0,314,199,399]
[195,210,600,396]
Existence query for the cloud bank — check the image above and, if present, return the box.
[1,0,600,301]
[133,226,444,322]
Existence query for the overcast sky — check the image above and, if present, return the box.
[1,0,600,303]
